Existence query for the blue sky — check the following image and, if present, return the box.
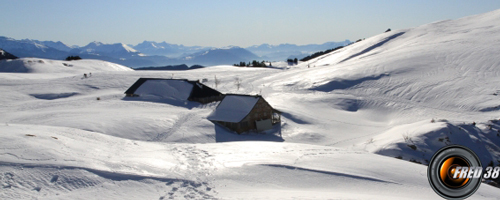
[1,0,500,47]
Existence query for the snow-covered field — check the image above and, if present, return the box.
[2,9,500,199]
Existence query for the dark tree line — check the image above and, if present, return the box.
[234,60,270,67]
[287,58,298,65]
[300,46,344,62]
[298,28,391,63]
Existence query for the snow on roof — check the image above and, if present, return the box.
[207,94,260,123]
[133,79,194,100]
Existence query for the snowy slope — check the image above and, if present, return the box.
[1,8,500,200]
[0,58,133,73]
[364,120,500,166]
[1,124,499,199]
[253,9,500,149]
[275,10,500,121]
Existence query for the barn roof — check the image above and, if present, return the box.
[189,81,222,100]
[124,78,221,101]
[207,94,261,123]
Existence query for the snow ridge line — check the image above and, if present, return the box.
[262,164,399,184]
[339,32,406,63]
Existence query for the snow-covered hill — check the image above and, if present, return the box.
[0,58,133,73]
[254,8,500,165]
[4,124,498,199]
[1,8,500,200]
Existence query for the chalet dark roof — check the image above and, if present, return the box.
[124,78,222,101]
[0,49,18,60]
[189,81,221,99]
[125,78,172,94]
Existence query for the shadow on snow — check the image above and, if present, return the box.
[214,123,284,143]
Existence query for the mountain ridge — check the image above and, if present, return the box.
[0,36,351,67]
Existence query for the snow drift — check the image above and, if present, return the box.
[0,58,133,73]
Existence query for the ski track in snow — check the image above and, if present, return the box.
[152,112,197,142]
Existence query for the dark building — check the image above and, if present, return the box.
[207,94,281,133]
[124,78,223,104]
[0,49,18,60]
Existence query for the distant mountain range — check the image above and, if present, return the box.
[132,41,211,58]
[0,36,350,68]
[247,40,352,61]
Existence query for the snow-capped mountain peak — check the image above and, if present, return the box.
[74,42,139,56]
[216,45,240,50]
[0,36,67,58]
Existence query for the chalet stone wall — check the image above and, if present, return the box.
[239,98,274,133]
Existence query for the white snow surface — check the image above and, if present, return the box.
[207,95,260,123]
[1,9,500,199]
[0,58,133,73]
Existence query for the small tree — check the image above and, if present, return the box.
[65,55,82,61]
[234,77,241,90]
[214,75,220,89]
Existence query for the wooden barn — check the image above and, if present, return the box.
[124,78,224,104]
[207,94,281,133]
